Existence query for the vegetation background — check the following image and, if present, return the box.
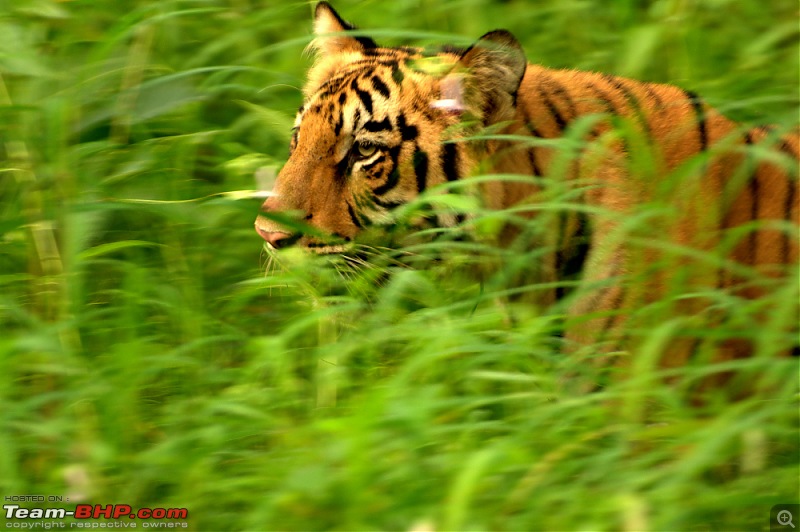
[1,0,798,530]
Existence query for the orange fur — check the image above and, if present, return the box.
[255,3,799,373]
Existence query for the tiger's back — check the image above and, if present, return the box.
[497,61,798,309]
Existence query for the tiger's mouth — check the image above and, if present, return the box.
[255,216,352,255]
[303,243,350,255]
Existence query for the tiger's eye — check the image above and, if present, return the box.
[356,143,377,159]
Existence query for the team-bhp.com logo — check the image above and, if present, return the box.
[4,504,188,527]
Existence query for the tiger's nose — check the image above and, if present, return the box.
[255,194,297,249]
[254,223,297,249]
[255,226,295,249]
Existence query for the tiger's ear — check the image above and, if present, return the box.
[450,30,527,124]
[311,2,378,56]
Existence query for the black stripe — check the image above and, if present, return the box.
[524,123,543,176]
[601,75,635,112]
[586,82,617,114]
[338,92,347,105]
[581,84,610,145]
[336,153,351,180]
[347,203,363,229]
[440,44,467,56]
[360,48,384,57]
[373,196,404,209]
[552,81,583,192]
[602,75,653,137]
[538,85,567,131]
[354,36,378,49]
[643,83,665,110]
[371,76,391,99]
[413,147,429,193]
[372,145,402,196]
[442,143,460,182]
[361,46,413,57]
[333,114,344,136]
[525,117,542,177]
[745,131,759,264]
[525,122,545,138]
[319,73,356,97]
[350,59,402,70]
[784,174,794,262]
[391,64,405,86]
[325,6,378,49]
[545,76,577,120]
[362,155,387,179]
[749,174,759,266]
[685,90,707,151]
[555,211,590,300]
[356,89,373,115]
[351,78,374,115]
[779,138,798,158]
[528,150,542,177]
[317,87,335,100]
[744,128,755,147]
[363,117,392,133]
[374,168,400,196]
[586,80,635,150]
[397,114,418,142]
[779,140,797,262]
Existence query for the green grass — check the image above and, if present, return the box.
[1,0,798,530]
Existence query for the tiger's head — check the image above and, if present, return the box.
[254,2,526,252]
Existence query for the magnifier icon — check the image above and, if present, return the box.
[778,510,795,528]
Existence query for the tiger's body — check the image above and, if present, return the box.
[255,2,799,370]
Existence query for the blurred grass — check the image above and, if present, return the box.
[1,0,798,530]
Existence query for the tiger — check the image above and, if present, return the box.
[255,2,799,379]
